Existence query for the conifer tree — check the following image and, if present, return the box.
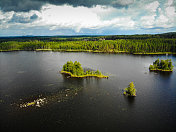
[124,82,136,96]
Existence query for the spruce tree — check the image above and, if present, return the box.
[124,82,136,96]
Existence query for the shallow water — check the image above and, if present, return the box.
[0,51,176,131]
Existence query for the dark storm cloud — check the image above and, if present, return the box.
[30,14,38,20]
[9,13,38,23]
[0,0,134,12]
[0,0,45,12]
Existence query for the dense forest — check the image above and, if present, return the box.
[0,32,176,54]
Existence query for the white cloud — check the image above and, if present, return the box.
[37,4,135,32]
[0,11,14,29]
[164,0,176,19]
[140,15,156,28]
[139,0,176,29]
[155,14,169,27]
[165,6,175,17]
[145,1,160,12]
[154,0,176,28]
[0,11,14,21]
[166,0,174,6]
[139,1,159,28]
[40,5,100,29]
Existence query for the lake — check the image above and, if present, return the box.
[0,51,176,131]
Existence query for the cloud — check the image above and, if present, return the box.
[140,15,156,28]
[0,0,44,12]
[111,0,135,8]
[0,0,176,36]
[154,0,176,28]
[38,4,135,32]
[0,0,135,12]
[145,1,160,12]
[166,0,174,6]
[138,0,176,28]
[8,13,38,23]
[0,4,135,32]
[30,14,38,20]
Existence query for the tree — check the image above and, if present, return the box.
[149,65,154,70]
[66,61,74,73]
[168,59,173,70]
[95,70,101,75]
[149,59,174,71]
[124,82,136,96]
[62,61,105,77]
[62,61,84,76]
[153,59,160,66]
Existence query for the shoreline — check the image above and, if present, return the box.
[60,71,109,78]
[149,69,173,72]
[1,49,176,55]
[133,52,176,55]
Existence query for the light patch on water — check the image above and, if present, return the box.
[19,98,47,108]
[18,87,82,109]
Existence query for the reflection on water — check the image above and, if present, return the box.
[149,70,173,78]
[123,96,135,107]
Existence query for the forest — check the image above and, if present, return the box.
[0,32,176,54]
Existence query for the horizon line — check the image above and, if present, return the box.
[0,32,175,38]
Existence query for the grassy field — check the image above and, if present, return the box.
[60,71,109,78]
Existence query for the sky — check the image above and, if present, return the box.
[0,0,176,36]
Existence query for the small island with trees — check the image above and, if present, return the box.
[149,59,174,72]
[123,82,136,97]
[61,61,108,78]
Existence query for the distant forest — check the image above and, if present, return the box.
[0,32,176,54]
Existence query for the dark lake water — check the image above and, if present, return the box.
[0,51,176,132]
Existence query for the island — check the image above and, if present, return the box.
[123,82,136,97]
[149,59,174,72]
[61,61,108,78]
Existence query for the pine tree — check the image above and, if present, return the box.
[124,82,136,96]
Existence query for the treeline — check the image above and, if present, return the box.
[0,35,101,43]
[0,38,176,53]
[104,32,176,40]
[0,32,175,43]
